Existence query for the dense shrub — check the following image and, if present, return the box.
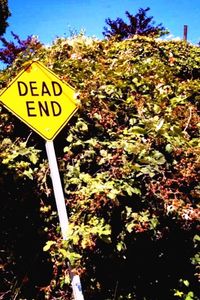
[0,34,199,299]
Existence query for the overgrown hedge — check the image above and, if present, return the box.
[0,34,200,299]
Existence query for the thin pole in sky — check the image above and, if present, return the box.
[183,25,188,41]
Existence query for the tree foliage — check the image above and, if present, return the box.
[103,8,167,40]
[0,32,43,65]
[0,0,11,36]
[0,34,200,299]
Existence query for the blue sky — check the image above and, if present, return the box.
[3,0,200,45]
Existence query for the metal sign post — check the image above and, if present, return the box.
[45,140,84,300]
[0,61,84,299]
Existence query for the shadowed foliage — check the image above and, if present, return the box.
[103,8,167,40]
[0,0,11,36]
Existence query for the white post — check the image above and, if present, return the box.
[45,140,84,300]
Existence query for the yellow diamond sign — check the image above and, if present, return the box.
[0,61,78,140]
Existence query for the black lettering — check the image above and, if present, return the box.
[41,81,51,96]
[26,101,36,117]
[29,81,39,96]
[52,81,62,96]
[51,101,61,116]
[38,101,50,116]
[18,81,28,96]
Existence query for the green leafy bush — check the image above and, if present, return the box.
[0,34,199,299]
